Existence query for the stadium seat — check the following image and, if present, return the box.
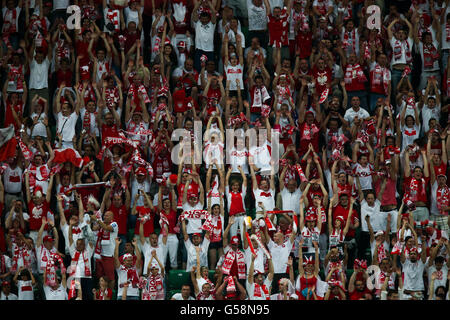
[167,269,191,290]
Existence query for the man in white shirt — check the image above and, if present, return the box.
[192,0,217,72]
[279,167,302,215]
[247,0,269,48]
[171,284,195,300]
[181,220,211,272]
[344,96,370,123]
[0,281,18,300]
[400,241,427,297]
[246,252,274,300]
[2,160,23,211]
[28,43,52,104]
[114,239,142,300]
[263,221,296,293]
[139,223,168,275]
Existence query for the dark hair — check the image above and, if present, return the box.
[211,204,220,212]
[435,256,445,264]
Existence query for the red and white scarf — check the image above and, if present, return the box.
[11,244,31,273]
[342,28,356,53]
[179,210,210,222]
[202,214,222,243]
[344,64,366,84]
[119,264,139,288]
[377,243,387,263]
[406,178,427,203]
[436,185,450,215]
[106,9,120,31]
[27,164,49,192]
[2,8,17,34]
[422,43,439,69]
[301,122,319,141]
[393,39,412,64]
[140,274,164,300]
[252,86,270,109]
[45,253,66,286]
[94,226,111,258]
[222,249,246,280]
[69,250,91,277]
[372,64,390,94]
[253,283,270,300]
[446,22,450,42]
[83,108,97,133]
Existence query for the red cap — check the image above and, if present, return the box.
[157,26,164,33]
[177,41,186,48]
[135,166,147,176]
[43,235,54,243]
[169,174,178,184]
[305,213,317,222]
[230,236,239,245]
[193,233,202,238]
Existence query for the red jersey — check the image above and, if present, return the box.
[101,123,121,140]
[332,204,359,238]
[296,31,313,59]
[298,120,320,154]
[4,100,24,132]
[56,69,73,88]
[312,66,332,95]
[28,200,51,231]
[344,64,367,92]
[134,207,154,236]
[268,9,289,47]
[161,209,177,234]
[109,204,128,236]
[152,155,172,180]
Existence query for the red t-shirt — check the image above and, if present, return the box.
[28,200,51,231]
[56,69,73,87]
[4,100,24,131]
[349,287,372,300]
[134,207,154,236]
[109,204,128,236]
[153,155,172,180]
[268,9,289,47]
[296,31,313,59]
[311,66,332,96]
[161,209,177,234]
[101,123,121,140]
[298,120,320,154]
[402,176,430,204]
[332,204,359,238]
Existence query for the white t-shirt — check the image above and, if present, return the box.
[427,264,448,289]
[182,202,205,234]
[17,280,34,300]
[254,188,276,212]
[29,112,48,138]
[171,292,195,300]
[246,277,272,300]
[229,147,249,174]
[29,58,50,90]
[224,30,246,48]
[418,40,440,72]
[249,141,272,173]
[185,238,210,272]
[99,221,119,257]
[116,265,140,297]
[280,188,302,215]
[390,37,414,67]
[401,124,420,152]
[225,64,244,91]
[360,199,383,232]
[3,165,23,193]
[2,7,21,33]
[194,21,216,52]
[57,112,78,143]
[44,284,67,300]
[68,243,94,278]
[0,292,18,300]
[402,259,425,291]
[268,239,293,273]
[247,0,268,31]
[441,22,450,50]
[352,163,373,191]
[344,107,370,123]
[142,240,167,275]
[245,247,265,275]
[421,103,441,133]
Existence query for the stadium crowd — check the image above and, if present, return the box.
[0,0,449,301]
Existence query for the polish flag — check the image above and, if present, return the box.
[0,125,17,162]
[319,88,329,104]
[53,148,90,168]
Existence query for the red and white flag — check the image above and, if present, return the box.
[53,148,90,168]
[0,125,17,162]
[319,88,329,104]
